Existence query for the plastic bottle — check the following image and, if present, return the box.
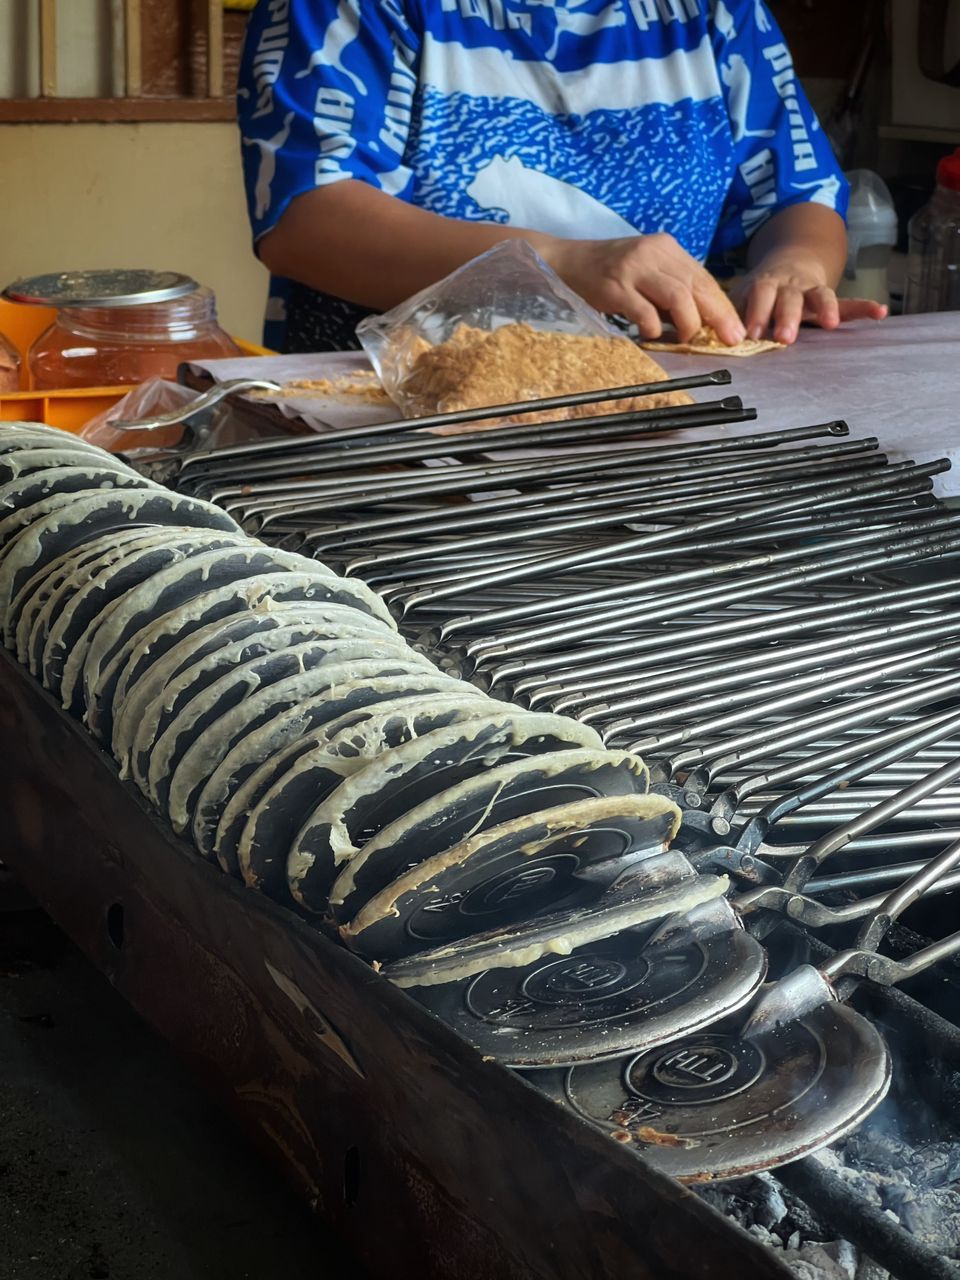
[838,170,898,309]
[903,148,960,314]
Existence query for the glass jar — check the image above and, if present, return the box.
[28,285,241,389]
[0,330,20,393]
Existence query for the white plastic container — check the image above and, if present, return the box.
[903,148,960,314]
[838,170,898,308]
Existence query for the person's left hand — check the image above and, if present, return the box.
[729,254,888,345]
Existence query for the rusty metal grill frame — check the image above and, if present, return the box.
[0,645,794,1280]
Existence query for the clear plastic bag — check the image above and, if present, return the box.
[81,378,198,453]
[356,240,690,427]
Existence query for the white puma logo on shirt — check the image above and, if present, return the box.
[545,2,627,61]
[243,112,294,219]
[713,1,737,40]
[295,0,367,97]
[467,154,638,239]
[792,173,841,208]
[721,54,776,141]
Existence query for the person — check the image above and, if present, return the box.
[237,0,886,354]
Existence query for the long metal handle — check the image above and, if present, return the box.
[844,931,960,988]
[179,396,760,492]
[180,418,846,492]
[383,513,926,620]
[714,703,960,837]
[547,584,953,714]
[348,452,884,551]
[526,572,960,708]
[310,439,879,553]
[856,839,960,955]
[236,409,750,523]
[823,835,960,998]
[807,847,960,892]
[672,663,960,789]
[580,605,960,728]
[782,757,960,895]
[399,459,949,613]
[727,730,960,929]
[175,369,733,468]
[737,868,960,931]
[797,870,960,926]
[452,473,951,654]
[620,622,960,754]
[342,456,891,577]
[480,510,950,685]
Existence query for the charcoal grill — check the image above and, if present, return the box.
[5,374,960,1280]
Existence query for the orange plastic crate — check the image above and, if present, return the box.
[0,298,271,433]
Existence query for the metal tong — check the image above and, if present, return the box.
[743,834,960,1037]
[110,377,284,433]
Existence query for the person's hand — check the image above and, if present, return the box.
[543,232,747,346]
[730,253,888,345]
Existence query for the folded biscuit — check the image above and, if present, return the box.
[642,325,786,357]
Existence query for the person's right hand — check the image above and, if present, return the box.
[543,232,746,346]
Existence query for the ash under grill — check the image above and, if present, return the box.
[140,371,960,1280]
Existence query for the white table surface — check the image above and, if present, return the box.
[651,312,960,496]
[194,312,960,494]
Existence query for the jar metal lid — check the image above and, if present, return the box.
[2,269,198,308]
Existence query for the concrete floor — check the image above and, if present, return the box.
[0,870,365,1280]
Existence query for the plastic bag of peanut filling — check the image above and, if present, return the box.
[356,240,693,432]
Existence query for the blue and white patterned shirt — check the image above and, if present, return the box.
[238,0,848,351]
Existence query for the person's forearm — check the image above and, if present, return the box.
[259,179,747,341]
[259,181,557,308]
[746,203,847,286]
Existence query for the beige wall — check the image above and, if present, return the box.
[0,122,269,345]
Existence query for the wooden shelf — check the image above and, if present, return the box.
[879,123,960,145]
[0,97,236,124]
